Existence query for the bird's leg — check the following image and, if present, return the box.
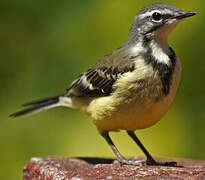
[127,131,156,165]
[101,132,144,165]
[127,131,179,167]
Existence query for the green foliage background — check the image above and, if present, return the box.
[0,0,204,179]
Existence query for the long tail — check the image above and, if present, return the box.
[9,95,72,118]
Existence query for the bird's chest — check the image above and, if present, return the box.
[89,58,181,132]
[115,67,181,131]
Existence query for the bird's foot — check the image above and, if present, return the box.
[116,158,145,165]
[146,159,182,167]
[116,157,182,167]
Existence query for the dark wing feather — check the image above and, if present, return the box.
[67,69,115,97]
[67,48,136,97]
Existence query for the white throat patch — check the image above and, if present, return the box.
[150,41,170,66]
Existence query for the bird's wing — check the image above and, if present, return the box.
[66,48,136,97]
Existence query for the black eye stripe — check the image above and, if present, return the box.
[145,14,173,20]
[140,13,173,24]
[162,14,172,19]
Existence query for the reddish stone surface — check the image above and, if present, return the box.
[23,157,205,179]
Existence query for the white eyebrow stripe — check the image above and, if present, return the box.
[138,9,173,19]
[139,10,160,19]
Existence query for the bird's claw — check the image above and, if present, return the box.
[146,159,182,167]
[117,158,145,165]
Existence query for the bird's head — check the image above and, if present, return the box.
[129,3,196,45]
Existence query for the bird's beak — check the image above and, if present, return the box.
[174,11,197,20]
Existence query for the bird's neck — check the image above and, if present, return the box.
[125,22,175,65]
[126,23,141,44]
[123,32,177,95]
[142,37,177,95]
[125,33,172,66]
[147,39,171,66]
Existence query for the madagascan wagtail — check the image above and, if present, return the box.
[10,3,196,166]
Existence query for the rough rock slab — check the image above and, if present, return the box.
[23,157,205,179]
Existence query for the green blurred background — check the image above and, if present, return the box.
[0,0,204,179]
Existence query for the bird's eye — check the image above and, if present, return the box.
[152,12,162,22]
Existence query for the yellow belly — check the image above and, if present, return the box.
[90,92,174,132]
[85,59,181,133]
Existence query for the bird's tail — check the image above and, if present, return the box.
[9,95,73,118]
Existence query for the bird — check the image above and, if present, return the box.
[10,3,196,166]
